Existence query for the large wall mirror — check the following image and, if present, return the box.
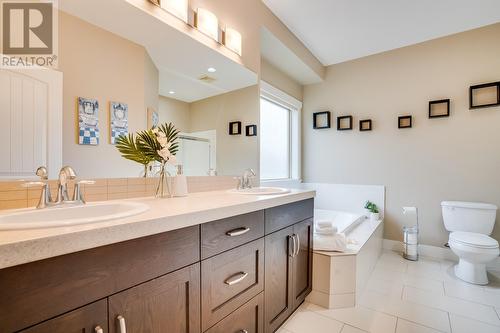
[0,0,258,180]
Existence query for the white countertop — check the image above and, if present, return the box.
[0,189,315,269]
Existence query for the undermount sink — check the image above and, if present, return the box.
[0,201,149,230]
[228,187,291,195]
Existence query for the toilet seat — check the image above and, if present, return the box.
[449,231,499,249]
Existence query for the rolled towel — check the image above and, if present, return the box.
[314,220,338,235]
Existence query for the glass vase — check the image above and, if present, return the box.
[155,162,172,198]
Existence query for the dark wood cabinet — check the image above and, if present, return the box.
[2,199,313,333]
[108,263,201,333]
[201,238,265,331]
[20,299,108,333]
[292,218,313,309]
[264,226,294,333]
[264,216,313,332]
[205,293,264,333]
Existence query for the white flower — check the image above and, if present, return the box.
[157,136,169,148]
[157,131,166,138]
[157,147,172,161]
[152,127,159,134]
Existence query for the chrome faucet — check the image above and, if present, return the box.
[23,166,94,209]
[236,169,256,190]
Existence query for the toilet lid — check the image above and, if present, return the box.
[450,232,499,249]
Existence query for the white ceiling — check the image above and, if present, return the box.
[60,0,257,102]
[262,0,500,66]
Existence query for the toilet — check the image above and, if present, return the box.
[442,201,499,285]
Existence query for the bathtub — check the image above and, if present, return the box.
[314,209,366,235]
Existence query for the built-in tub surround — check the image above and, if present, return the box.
[0,188,314,269]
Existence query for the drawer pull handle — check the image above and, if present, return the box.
[95,326,104,333]
[117,315,127,333]
[224,272,248,285]
[240,330,249,333]
[226,227,250,237]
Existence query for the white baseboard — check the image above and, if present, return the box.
[383,239,500,270]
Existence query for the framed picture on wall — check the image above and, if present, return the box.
[78,97,99,145]
[110,102,128,144]
[147,107,159,128]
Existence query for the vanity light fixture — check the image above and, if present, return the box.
[224,27,242,56]
[207,67,217,73]
[160,0,188,23]
[195,8,219,42]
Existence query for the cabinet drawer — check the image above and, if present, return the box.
[0,226,199,333]
[201,210,264,259]
[20,299,107,333]
[201,238,264,331]
[265,199,314,234]
[205,293,264,333]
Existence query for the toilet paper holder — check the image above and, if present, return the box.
[402,207,419,261]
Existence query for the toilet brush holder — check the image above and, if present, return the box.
[403,225,419,261]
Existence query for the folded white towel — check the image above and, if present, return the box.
[313,233,347,252]
[314,220,338,235]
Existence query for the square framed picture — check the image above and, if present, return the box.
[398,115,412,129]
[337,115,353,131]
[429,99,450,118]
[246,124,257,136]
[313,111,331,129]
[229,121,242,135]
[359,119,372,131]
[78,97,99,145]
[110,102,128,144]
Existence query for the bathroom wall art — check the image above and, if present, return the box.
[469,81,500,109]
[246,124,257,136]
[429,99,450,118]
[313,111,331,129]
[398,115,412,129]
[78,97,99,145]
[359,119,372,131]
[110,102,128,144]
[229,121,242,135]
[337,115,353,131]
[147,107,159,128]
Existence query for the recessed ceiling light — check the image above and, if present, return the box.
[169,91,175,94]
[207,67,216,73]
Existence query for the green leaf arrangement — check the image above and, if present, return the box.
[115,122,179,166]
[364,200,379,213]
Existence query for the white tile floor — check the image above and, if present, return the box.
[278,250,500,333]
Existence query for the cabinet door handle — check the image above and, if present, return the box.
[117,315,127,333]
[240,330,249,333]
[224,272,248,285]
[294,234,301,257]
[94,326,103,333]
[226,227,250,237]
[288,235,295,257]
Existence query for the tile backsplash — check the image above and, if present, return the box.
[0,176,237,211]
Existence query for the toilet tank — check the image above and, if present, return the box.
[441,201,497,235]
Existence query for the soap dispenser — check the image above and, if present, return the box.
[173,164,188,197]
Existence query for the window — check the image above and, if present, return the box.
[260,82,302,181]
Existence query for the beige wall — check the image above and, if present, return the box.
[261,59,303,101]
[302,23,500,246]
[59,12,158,178]
[158,96,190,132]
[189,85,260,176]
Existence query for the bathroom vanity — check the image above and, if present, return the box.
[0,190,314,333]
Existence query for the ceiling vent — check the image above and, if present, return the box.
[198,75,216,83]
